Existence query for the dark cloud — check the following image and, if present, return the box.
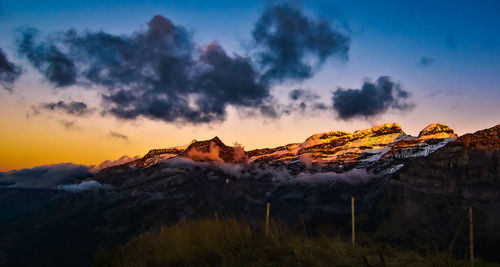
[17,15,272,124]
[0,47,22,92]
[332,76,414,120]
[0,163,92,189]
[252,2,349,82]
[193,42,270,119]
[286,88,328,115]
[417,56,434,67]
[17,28,77,87]
[38,101,93,116]
[16,7,355,124]
[288,88,320,101]
[312,102,328,111]
[108,131,128,141]
[289,89,304,100]
[244,88,329,118]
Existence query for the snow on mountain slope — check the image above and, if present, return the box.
[103,123,458,175]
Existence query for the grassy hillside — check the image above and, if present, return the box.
[93,218,497,267]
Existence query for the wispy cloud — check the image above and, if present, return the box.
[0,47,22,92]
[42,101,93,116]
[31,100,94,117]
[108,131,128,141]
[59,120,81,131]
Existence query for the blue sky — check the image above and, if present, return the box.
[2,0,500,93]
[2,0,499,96]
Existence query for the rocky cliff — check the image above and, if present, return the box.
[393,124,500,199]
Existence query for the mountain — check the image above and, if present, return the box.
[1,122,499,267]
[418,123,458,139]
[120,122,458,175]
[123,136,247,168]
[393,124,500,198]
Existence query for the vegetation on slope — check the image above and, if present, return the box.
[93,218,496,267]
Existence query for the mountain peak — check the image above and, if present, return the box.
[353,123,403,137]
[210,136,222,143]
[452,124,500,148]
[184,137,227,154]
[418,123,457,139]
[183,136,247,163]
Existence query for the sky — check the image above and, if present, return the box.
[0,0,499,171]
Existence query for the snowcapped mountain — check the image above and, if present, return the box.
[119,122,458,176]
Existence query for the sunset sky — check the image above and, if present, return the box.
[1,0,499,171]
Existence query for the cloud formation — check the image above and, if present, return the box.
[0,163,92,189]
[17,16,272,124]
[59,120,80,131]
[108,131,128,141]
[17,29,77,87]
[285,88,328,115]
[37,101,93,116]
[57,180,111,192]
[332,76,414,120]
[288,89,319,101]
[0,47,22,92]
[252,2,349,82]
[17,2,354,124]
[158,157,378,186]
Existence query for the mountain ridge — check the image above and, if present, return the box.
[115,122,459,172]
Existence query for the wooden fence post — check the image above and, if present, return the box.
[469,206,474,267]
[265,202,270,236]
[352,197,355,246]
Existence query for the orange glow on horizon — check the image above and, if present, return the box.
[1,92,497,172]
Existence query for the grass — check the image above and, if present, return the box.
[93,217,498,267]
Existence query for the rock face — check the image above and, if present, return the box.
[182,136,247,163]
[129,148,183,167]
[247,123,407,166]
[394,124,500,199]
[248,123,458,175]
[125,137,247,167]
[247,143,299,158]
